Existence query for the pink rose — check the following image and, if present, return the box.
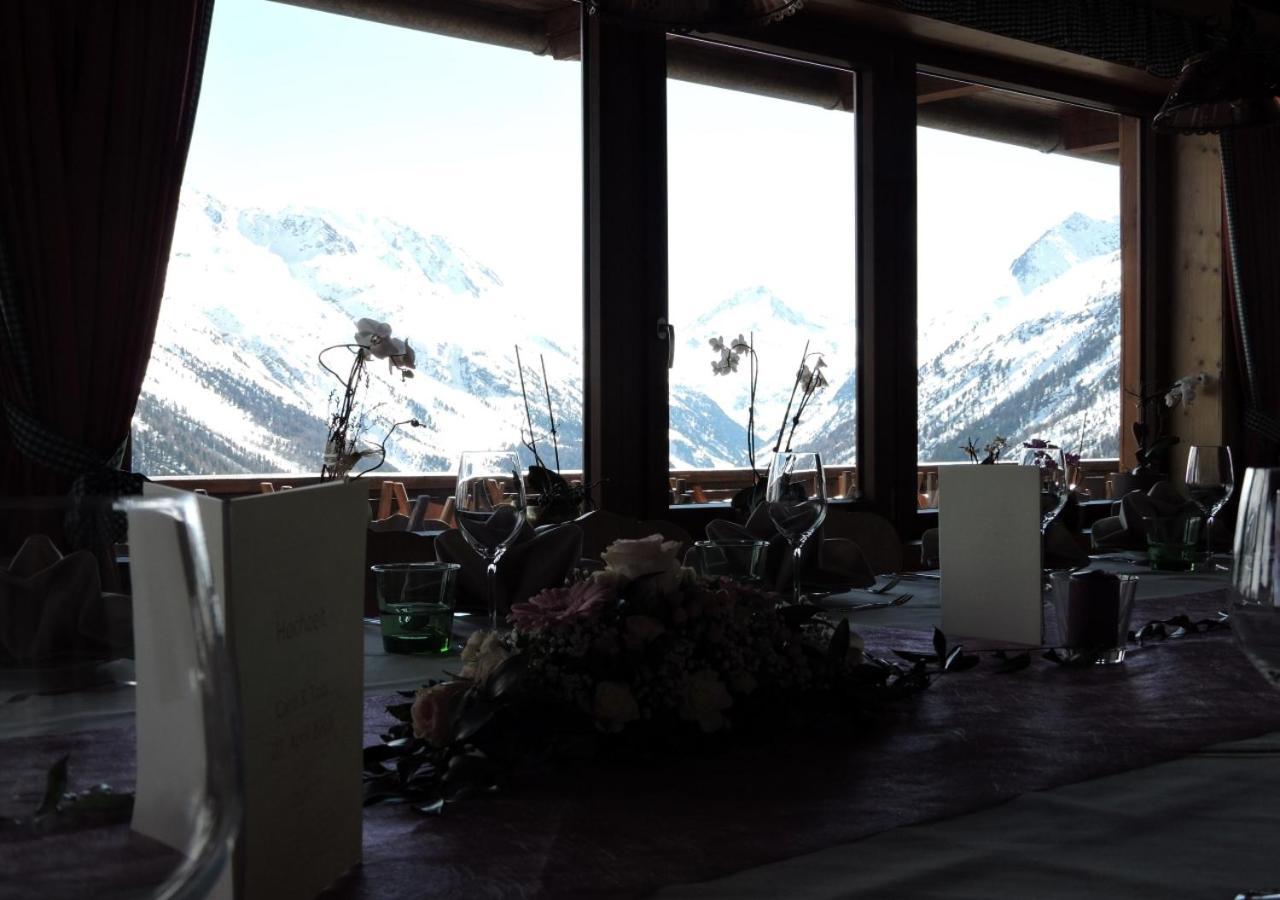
[410,681,470,747]
[508,580,614,632]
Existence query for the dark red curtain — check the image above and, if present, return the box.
[0,0,214,503]
[1222,124,1280,473]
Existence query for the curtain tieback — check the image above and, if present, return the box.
[3,401,128,475]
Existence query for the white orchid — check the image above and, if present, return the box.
[319,318,420,480]
[730,334,750,356]
[1165,372,1210,409]
[354,317,394,356]
[709,336,725,353]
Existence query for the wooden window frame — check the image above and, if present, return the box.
[153,5,1160,541]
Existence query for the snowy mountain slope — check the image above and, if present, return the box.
[135,196,1120,476]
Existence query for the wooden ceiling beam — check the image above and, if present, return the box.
[921,82,988,104]
[1060,107,1121,155]
[544,5,581,60]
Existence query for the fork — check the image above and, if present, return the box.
[841,593,913,612]
[866,575,902,595]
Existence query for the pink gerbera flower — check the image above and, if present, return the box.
[508,580,614,632]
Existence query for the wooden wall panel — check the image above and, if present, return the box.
[1164,134,1225,486]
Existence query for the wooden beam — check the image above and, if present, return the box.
[582,10,670,519]
[915,74,989,104]
[1119,116,1143,471]
[544,4,580,60]
[857,49,920,535]
[1061,108,1121,155]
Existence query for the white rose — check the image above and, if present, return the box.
[601,534,682,581]
[459,630,509,683]
[593,681,641,733]
[679,669,733,733]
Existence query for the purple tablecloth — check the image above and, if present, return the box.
[4,590,1279,899]
[327,589,1280,898]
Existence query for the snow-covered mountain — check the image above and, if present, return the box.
[133,194,1120,476]
[134,189,581,475]
[803,212,1121,464]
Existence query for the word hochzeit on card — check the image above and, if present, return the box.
[130,481,369,900]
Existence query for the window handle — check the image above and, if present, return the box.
[657,317,675,369]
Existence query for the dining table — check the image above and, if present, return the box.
[4,555,1280,899]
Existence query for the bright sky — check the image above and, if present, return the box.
[186,0,1119,327]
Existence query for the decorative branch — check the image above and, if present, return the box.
[540,354,561,472]
[514,345,543,468]
[773,340,810,453]
[354,418,424,478]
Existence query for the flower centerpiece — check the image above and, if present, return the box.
[363,536,928,812]
[318,318,422,480]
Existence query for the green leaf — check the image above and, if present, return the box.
[993,651,1031,674]
[892,649,936,664]
[932,628,948,665]
[453,699,498,743]
[363,738,413,769]
[385,702,413,723]
[485,655,527,701]
[827,619,850,662]
[35,756,69,819]
[781,605,821,630]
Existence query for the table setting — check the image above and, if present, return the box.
[3,446,1280,900]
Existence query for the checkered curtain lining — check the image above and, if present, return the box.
[0,229,33,406]
[0,0,215,480]
[898,0,1198,79]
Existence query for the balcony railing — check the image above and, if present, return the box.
[154,459,1124,506]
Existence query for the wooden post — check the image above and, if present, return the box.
[583,9,670,520]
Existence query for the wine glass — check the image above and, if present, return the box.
[0,494,239,899]
[1015,443,1068,529]
[1230,467,1280,686]
[765,451,827,605]
[1186,444,1234,571]
[1229,469,1280,900]
[455,451,527,630]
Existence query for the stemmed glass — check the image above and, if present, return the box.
[1186,444,1234,571]
[1015,444,1069,530]
[0,495,239,900]
[766,451,827,605]
[455,451,527,630]
[1229,469,1280,900]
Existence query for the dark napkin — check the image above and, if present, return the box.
[435,517,582,615]
[0,535,131,664]
[706,504,875,594]
[1092,481,1203,551]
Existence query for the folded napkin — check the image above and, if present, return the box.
[435,517,582,616]
[0,535,132,665]
[705,504,875,594]
[1092,482,1203,552]
[1044,492,1089,569]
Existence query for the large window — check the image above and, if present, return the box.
[134,0,582,476]
[916,79,1122,467]
[666,45,856,499]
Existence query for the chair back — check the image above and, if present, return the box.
[821,510,903,574]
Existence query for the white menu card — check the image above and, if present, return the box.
[130,481,369,900]
[938,465,1043,646]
